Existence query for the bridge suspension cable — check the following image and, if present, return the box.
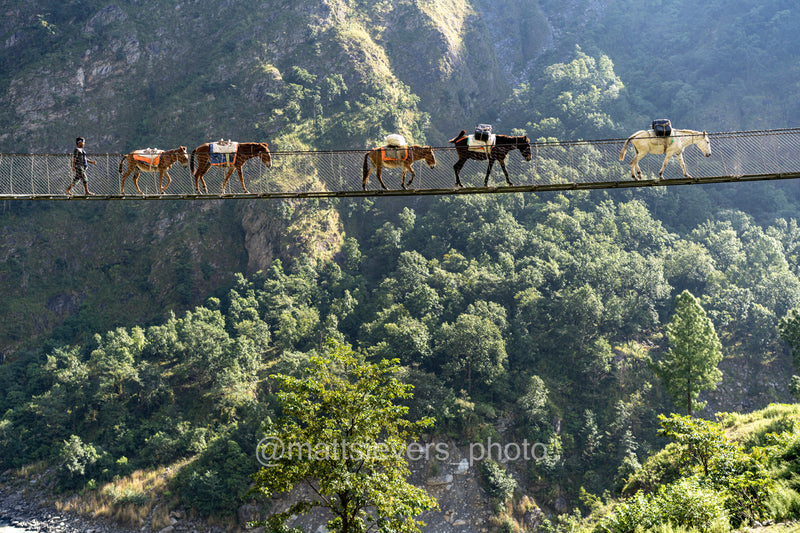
[1,128,799,200]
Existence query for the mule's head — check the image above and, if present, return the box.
[259,143,273,168]
[423,146,436,168]
[519,136,533,161]
[701,131,711,157]
[178,146,189,167]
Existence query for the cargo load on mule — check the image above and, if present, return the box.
[132,148,163,167]
[468,124,496,154]
[381,134,409,162]
[474,124,493,142]
[385,134,406,147]
[209,140,239,166]
[651,119,672,138]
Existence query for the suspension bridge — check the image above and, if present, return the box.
[1,128,799,200]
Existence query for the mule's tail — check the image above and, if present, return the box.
[190,149,196,174]
[362,152,371,182]
[619,135,635,160]
[448,130,467,143]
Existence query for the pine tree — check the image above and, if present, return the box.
[656,290,723,416]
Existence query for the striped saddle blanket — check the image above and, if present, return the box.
[133,148,163,166]
[467,134,495,154]
[210,140,238,166]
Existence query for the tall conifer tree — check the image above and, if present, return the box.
[656,290,723,416]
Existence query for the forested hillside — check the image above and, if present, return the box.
[3,1,800,531]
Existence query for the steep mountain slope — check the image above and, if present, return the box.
[0,0,539,356]
[5,1,800,530]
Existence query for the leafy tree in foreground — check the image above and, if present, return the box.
[655,290,723,416]
[251,339,437,533]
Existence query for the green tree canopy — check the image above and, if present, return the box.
[251,339,437,533]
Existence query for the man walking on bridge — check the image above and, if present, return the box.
[66,137,96,196]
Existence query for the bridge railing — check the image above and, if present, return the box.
[1,129,799,199]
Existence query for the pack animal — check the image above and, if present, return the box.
[190,142,272,194]
[619,128,712,180]
[118,146,189,194]
[448,130,532,187]
[362,145,436,190]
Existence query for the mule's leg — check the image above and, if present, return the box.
[405,166,417,189]
[630,152,644,180]
[236,167,250,194]
[194,162,210,193]
[483,160,495,187]
[676,153,692,178]
[658,154,672,180]
[160,170,172,193]
[120,166,133,194]
[220,167,236,193]
[498,159,513,186]
[453,158,466,187]
[133,169,144,195]
[375,167,388,190]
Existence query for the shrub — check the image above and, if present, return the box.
[596,478,730,533]
[173,437,254,515]
[595,492,658,533]
[57,435,100,490]
[141,431,179,465]
[654,477,729,532]
[177,469,228,515]
[766,481,800,522]
[480,459,517,508]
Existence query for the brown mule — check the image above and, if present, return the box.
[119,146,189,194]
[190,142,272,194]
[362,145,436,190]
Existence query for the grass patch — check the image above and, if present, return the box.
[717,403,800,447]
[53,461,186,528]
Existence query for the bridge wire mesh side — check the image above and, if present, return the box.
[2,129,800,199]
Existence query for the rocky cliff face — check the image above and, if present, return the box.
[0,0,592,151]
